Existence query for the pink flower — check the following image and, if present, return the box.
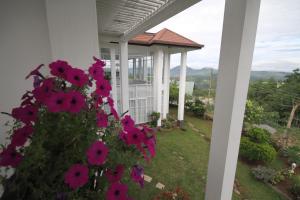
[88,58,105,80]
[66,68,88,87]
[11,125,34,147]
[11,105,38,124]
[110,107,119,121]
[126,127,144,146]
[145,137,156,158]
[105,164,125,183]
[107,97,114,108]
[32,78,55,103]
[119,131,128,144]
[95,78,111,97]
[97,112,108,128]
[91,92,103,108]
[121,115,135,132]
[65,91,85,113]
[106,182,129,200]
[25,64,44,79]
[45,92,69,113]
[64,164,89,190]
[130,165,144,188]
[49,60,72,79]
[0,146,23,167]
[86,141,109,166]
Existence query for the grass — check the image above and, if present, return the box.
[127,107,287,199]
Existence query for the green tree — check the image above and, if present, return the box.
[169,81,179,105]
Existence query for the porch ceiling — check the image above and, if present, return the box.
[96,0,201,41]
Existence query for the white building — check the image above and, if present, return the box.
[0,0,262,199]
[101,28,203,125]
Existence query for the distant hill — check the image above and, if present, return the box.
[170,66,290,81]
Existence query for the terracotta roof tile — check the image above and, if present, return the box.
[129,28,203,49]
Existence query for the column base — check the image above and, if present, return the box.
[177,120,184,129]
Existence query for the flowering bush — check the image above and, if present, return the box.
[0,57,156,199]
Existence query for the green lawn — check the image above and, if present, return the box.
[127,108,286,199]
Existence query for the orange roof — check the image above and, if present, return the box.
[129,28,204,49]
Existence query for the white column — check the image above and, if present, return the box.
[162,51,171,119]
[205,1,261,200]
[46,0,99,67]
[153,48,164,126]
[119,41,129,113]
[177,51,187,125]
[0,0,52,145]
[110,47,117,107]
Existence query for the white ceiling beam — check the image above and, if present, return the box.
[121,0,202,41]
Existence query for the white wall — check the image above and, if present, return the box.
[0,0,52,145]
[46,0,99,67]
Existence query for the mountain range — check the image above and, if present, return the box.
[170,66,290,81]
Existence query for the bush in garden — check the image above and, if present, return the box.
[251,166,285,185]
[191,99,206,118]
[149,111,160,127]
[251,166,276,183]
[244,100,264,124]
[281,146,300,165]
[0,58,156,199]
[290,175,300,199]
[246,127,271,144]
[239,137,276,163]
[161,115,176,129]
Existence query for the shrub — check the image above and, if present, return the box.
[149,112,160,127]
[244,100,264,124]
[239,137,276,163]
[247,127,271,144]
[191,100,206,118]
[290,175,300,199]
[252,166,276,183]
[281,146,300,165]
[162,115,176,129]
[251,166,285,185]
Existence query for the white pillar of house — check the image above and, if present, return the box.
[153,48,164,126]
[46,0,99,67]
[177,51,187,126]
[162,51,171,119]
[205,0,261,200]
[110,47,117,107]
[119,41,129,114]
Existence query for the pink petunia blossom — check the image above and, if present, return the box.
[86,141,109,166]
[88,58,105,80]
[49,60,72,79]
[130,165,144,188]
[11,105,38,124]
[0,146,23,167]
[105,164,125,183]
[121,115,135,132]
[11,125,34,147]
[107,97,114,108]
[32,78,55,103]
[145,137,156,158]
[106,182,129,200]
[110,107,119,121]
[96,112,108,128]
[126,127,144,146]
[45,92,69,113]
[65,91,86,113]
[95,78,112,97]
[66,68,88,87]
[64,164,89,190]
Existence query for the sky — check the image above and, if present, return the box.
[149,0,300,72]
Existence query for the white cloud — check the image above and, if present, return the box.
[149,0,300,72]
